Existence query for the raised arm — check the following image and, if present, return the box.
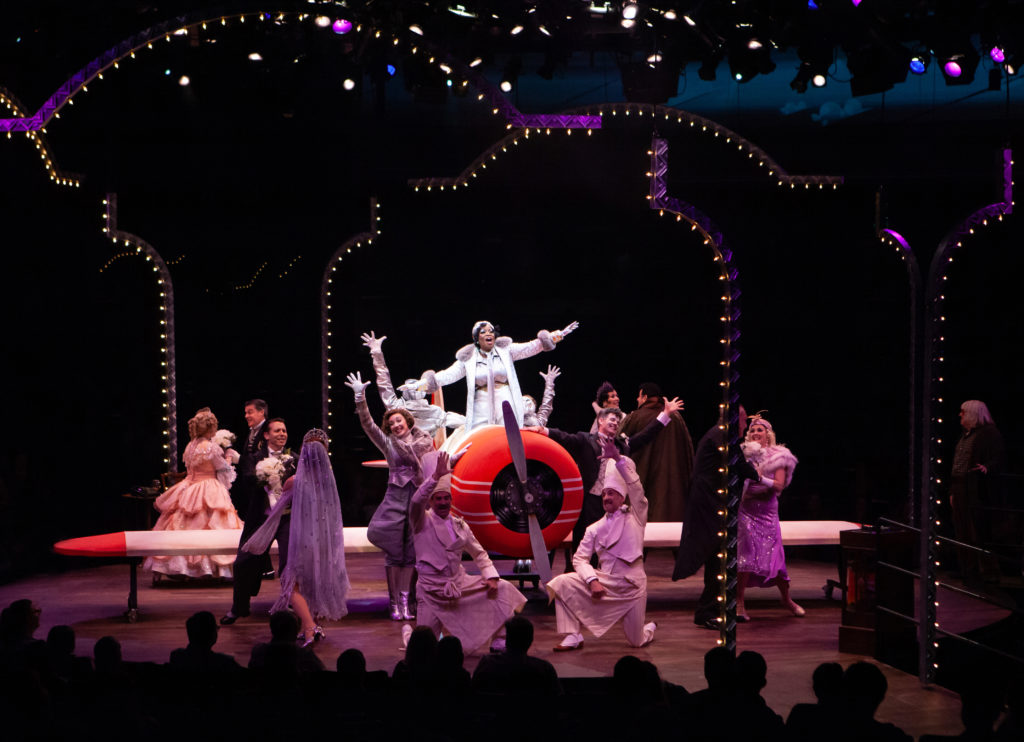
[346,372,388,455]
[535,365,559,427]
[362,331,400,408]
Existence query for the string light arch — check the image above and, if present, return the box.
[918,148,1013,685]
[410,102,845,191]
[648,134,741,649]
[321,199,381,437]
[102,192,178,469]
[0,86,81,187]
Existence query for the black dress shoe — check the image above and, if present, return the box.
[220,610,249,625]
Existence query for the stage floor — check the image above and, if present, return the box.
[3,549,997,738]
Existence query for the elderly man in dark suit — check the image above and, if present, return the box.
[221,418,296,625]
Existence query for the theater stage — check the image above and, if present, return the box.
[4,549,995,738]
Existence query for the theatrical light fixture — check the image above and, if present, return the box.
[990,46,1006,64]
[178,75,190,86]
[500,80,513,92]
[409,24,424,35]
[469,57,483,67]
[944,59,962,77]
[332,19,352,35]
[664,10,677,20]
[910,55,928,74]
[343,78,356,90]
[314,15,330,28]
[622,3,639,20]
[683,15,696,26]
[812,73,826,87]
[510,25,524,35]
[940,50,978,85]
[621,18,636,28]
[248,52,262,61]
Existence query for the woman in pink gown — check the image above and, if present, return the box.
[143,408,243,578]
[735,415,804,621]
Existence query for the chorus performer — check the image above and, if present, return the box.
[243,429,348,645]
[410,450,527,654]
[346,371,434,621]
[144,407,242,579]
[736,415,803,620]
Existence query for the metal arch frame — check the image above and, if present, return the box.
[103,193,178,469]
[878,228,923,527]
[919,148,1013,685]
[648,133,742,650]
[320,199,381,438]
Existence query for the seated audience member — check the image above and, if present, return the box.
[248,610,325,674]
[0,599,46,673]
[610,655,679,735]
[435,635,471,695]
[392,625,438,694]
[686,646,737,740]
[840,661,912,742]
[920,670,1007,742]
[547,452,656,651]
[472,616,562,697]
[728,650,785,742]
[336,648,388,692]
[168,611,242,673]
[786,662,844,742]
[45,625,93,687]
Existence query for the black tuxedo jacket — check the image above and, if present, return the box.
[547,418,662,493]
[239,446,297,538]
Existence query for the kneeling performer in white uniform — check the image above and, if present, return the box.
[546,443,656,651]
[410,450,527,654]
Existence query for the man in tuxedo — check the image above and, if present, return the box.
[221,418,296,625]
[529,398,682,549]
[232,399,268,514]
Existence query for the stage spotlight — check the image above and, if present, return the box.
[314,15,331,28]
[622,3,639,20]
[332,19,352,35]
[510,25,524,35]
[248,52,263,61]
[409,24,424,36]
[500,80,513,92]
[990,46,1006,64]
[812,73,826,87]
[178,75,190,86]
[909,55,928,74]
[387,64,396,77]
[500,57,521,93]
[343,78,356,91]
[621,19,636,29]
[940,50,978,85]
[1007,56,1020,75]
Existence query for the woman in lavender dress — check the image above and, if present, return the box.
[736,415,804,621]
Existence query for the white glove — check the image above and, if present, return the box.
[345,371,371,400]
[360,331,386,354]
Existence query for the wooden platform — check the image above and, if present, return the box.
[3,549,998,738]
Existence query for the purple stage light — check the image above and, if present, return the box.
[944,60,962,78]
[332,19,352,35]
[990,46,1006,64]
[851,0,862,6]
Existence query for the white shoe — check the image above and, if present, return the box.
[401,623,413,649]
[640,621,657,647]
[553,632,584,652]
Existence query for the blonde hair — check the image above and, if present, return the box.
[745,419,777,447]
[188,407,218,440]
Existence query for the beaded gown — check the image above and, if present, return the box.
[143,438,242,578]
[736,443,798,588]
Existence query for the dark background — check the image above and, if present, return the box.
[2,1,1022,580]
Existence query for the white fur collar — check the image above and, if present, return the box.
[455,336,512,362]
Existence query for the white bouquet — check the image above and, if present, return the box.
[212,429,240,465]
[740,439,766,465]
[255,453,293,507]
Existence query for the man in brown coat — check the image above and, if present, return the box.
[619,382,694,521]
